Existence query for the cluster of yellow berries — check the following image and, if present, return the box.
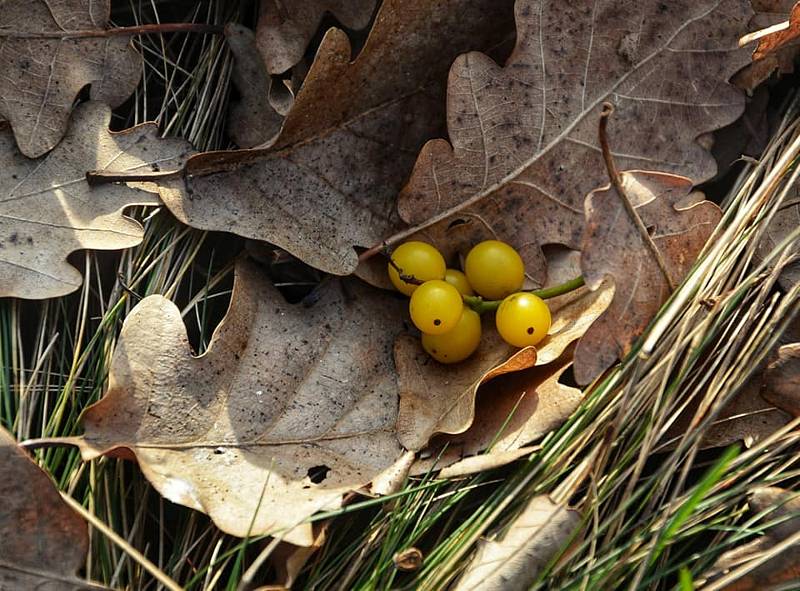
[388,240,552,364]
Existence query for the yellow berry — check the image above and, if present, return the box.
[409,280,464,335]
[444,269,474,296]
[495,292,551,348]
[465,240,525,300]
[422,308,481,363]
[388,241,446,296]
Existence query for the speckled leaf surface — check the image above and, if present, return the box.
[158,0,515,276]
[392,0,750,286]
[0,428,91,591]
[256,0,377,74]
[757,187,800,290]
[0,102,192,300]
[575,172,721,384]
[0,0,141,157]
[71,258,407,547]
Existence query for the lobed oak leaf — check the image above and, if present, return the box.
[757,186,800,290]
[157,0,516,277]
[413,348,581,476]
[0,101,192,300]
[390,0,750,287]
[704,487,800,590]
[733,1,799,89]
[256,0,377,75]
[396,283,611,451]
[69,258,407,547]
[226,23,285,149]
[763,343,800,416]
[575,172,722,385]
[452,495,581,591]
[0,0,141,157]
[0,427,93,590]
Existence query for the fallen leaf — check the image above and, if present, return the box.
[574,172,722,385]
[663,369,791,450]
[393,547,424,572]
[414,349,581,475]
[256,0,377,75]
[763,343,800,416]
[703,487,800,590]
[71,258,406,546]
[735,1,799,89]
[226,23,284,149]
[435,447,540,479]
[757,187,800,290]
[391,0,750,287]
[741,1,800,61]
[158,0,516,276]
[397,285,610,451]
[452,495,581,591]
[0,101,192,299]
[0,0,141,157]
[0,427,92,590]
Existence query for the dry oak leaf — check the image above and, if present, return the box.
[763,343,800,416]
[733,1,799,90]
[756,185,800,290]
[574,172,722,385]
[413,348,580,476]
[256,0,377,75]
[704,487,800,590]
[0,0,141,158]
[158,0,516,277]
[740,1,800,61]
[452,495,581,591]
[0,101,192,300]
[396,282,611,451]
[226,23,285,149]
[69,258,407,547]
[0,427,93,590]
[391,0,750,287]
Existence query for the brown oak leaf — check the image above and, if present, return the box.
[763,343,800,416]
[453,495,581,591]
[256,0,377,75]
[157,0,516,276]
[390,0,750,287]
[413,348,581,476]
[69,258,407,547]
[0,0,141,157]
[704,487,800,590]
[574,172,721,384]
[0,427,92,590]
[756,186,800,291]
[0,102,192,300]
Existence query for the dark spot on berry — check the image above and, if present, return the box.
[433,319,441,326]
[527,327,534,335]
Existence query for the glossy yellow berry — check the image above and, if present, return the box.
[444,268,474,296]
[422,308,481,363]
[465,240,525,300]
[409,280,464,335]
[388,241,446,296]
[495,292,551,348]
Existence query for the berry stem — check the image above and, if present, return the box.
[463,275,586,314]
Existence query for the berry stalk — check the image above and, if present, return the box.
[463,275,586,314]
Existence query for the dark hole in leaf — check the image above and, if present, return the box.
[307,465,331,484]
[447,218,467,230]
[646,225,656,236]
